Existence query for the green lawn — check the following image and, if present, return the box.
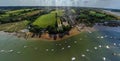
[33,10,64,28]
[0,20,29,32]
[33,13,56,28]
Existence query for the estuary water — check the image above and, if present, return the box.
[0,25,120,61]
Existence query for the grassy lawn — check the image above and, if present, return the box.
[0,20,29,32]
[33,10,64,28]
[33,13,56,28]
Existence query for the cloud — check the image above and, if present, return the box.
[0,0,120,9]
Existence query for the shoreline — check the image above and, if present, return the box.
[0,26,96,41]
[27,27,81,41]
[22,27,81,41]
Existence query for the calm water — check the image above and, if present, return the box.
[0,25,120,61]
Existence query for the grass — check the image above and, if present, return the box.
[33,10,64,28]
[0,20,29,32]
[6,9,31,14]
[33,13,56,28]
[0,9,42,32]
[71,9,76,14]
[50,10,64,16]
[0,9,33,20]
[22,10,42,17]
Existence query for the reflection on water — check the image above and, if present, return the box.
[0,25,120,61]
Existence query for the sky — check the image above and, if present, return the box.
[0,0,120,9]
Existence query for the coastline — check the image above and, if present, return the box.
[0,26,95,41]
[0,9,118,41]
[27,27,81,41]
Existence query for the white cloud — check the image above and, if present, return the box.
[0,0,120,9]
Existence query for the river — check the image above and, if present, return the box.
[0,25,120,61]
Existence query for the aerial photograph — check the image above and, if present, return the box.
[0,0,120,61]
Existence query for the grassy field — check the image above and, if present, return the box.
[0,9,43,32]
[33,13,56,28]
[0,20,29,32]
[0,9,31,18]
[50,10,64,16]
[33,10,64,28]
[6,9,31,14]
[22,10,42,17]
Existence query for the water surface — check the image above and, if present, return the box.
[0,25,120,61]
